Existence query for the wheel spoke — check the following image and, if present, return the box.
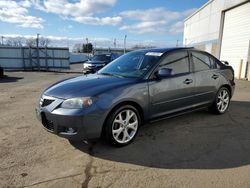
[122,129,129,142]
[126,110,130,121]
[125,110,134,122]
[127,121,138,130]
[218,105,222,111]
[224,97,229,103]
[114,133,120,140]
[218,93,223,100]
[221,90,224,98]
[113,127,123,134]
[114,113,123,124]
[221,103,225,111]
[119,113,123,120]
[114,119,123,124]
[217,101,222,107]
[222,90,227,99]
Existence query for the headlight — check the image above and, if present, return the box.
[61,97,93,109]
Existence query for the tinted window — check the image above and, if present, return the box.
[92,55,111,62]
[159,51,189,76]
[192,52,211,72]
[210,57,220,69]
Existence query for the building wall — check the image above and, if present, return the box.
[183,0,247,57]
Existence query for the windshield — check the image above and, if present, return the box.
[92,54,111,61]
[98,51,162,78]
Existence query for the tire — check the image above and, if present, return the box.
[104,105,141,147]
[210,87,231,114]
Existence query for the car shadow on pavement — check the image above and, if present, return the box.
[0,75,23,83]
[70,101,250,169]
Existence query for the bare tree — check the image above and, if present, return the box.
[2,37,51,47]
[15,37,24,46]
[5,37,24,47]
[5,39,11,46]
[39,37,50,47]
[26,38,36,47]
[131,44,156,50]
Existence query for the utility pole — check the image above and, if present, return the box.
[176,40,179,47]
[86,37,89,58]
[1,36,3,45]
[114,38,116,49]
[124,35,127,54]
[37,33,40,71]
[94,42,97,55]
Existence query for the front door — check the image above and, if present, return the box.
[148,50,196,119]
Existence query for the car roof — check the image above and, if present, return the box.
[136,47,194,54]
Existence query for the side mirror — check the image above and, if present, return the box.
[155,68,172,79]
[221,60,229,65]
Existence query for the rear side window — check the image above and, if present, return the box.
[159,51,190,76]
[192,52,211,72]
[209,57,217,69]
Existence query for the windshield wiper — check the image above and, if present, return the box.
[98,72,114,76]
[98,72,124,78]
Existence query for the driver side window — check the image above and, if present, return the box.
[159,51,190,76]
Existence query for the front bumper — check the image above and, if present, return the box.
[36,108,86,140]
[36,95,106,140]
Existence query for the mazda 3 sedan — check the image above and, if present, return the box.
[36,48,235,146]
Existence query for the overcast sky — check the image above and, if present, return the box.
[0,0,207,49]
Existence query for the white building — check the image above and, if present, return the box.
[183,0,250,79]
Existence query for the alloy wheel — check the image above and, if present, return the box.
[112,109,138,144]
[216,89,230,113]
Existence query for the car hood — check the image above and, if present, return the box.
[44,74,135,99]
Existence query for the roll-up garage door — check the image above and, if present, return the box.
[220,2,250,79]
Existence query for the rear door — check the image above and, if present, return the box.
[148,50,196,119]
[190,51,220,106]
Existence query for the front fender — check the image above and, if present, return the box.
[96,81,150,124]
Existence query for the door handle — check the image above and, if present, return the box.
[212,74,219,79]
[183,79,193,85]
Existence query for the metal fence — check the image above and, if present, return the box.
[0,46,70,71]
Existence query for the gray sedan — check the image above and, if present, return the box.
[36,48,235,146]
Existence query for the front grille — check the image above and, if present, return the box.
[41,99,55,107]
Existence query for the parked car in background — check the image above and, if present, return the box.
[69,53,89,64]
[36,48,235,147]
[83,53,119,74]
